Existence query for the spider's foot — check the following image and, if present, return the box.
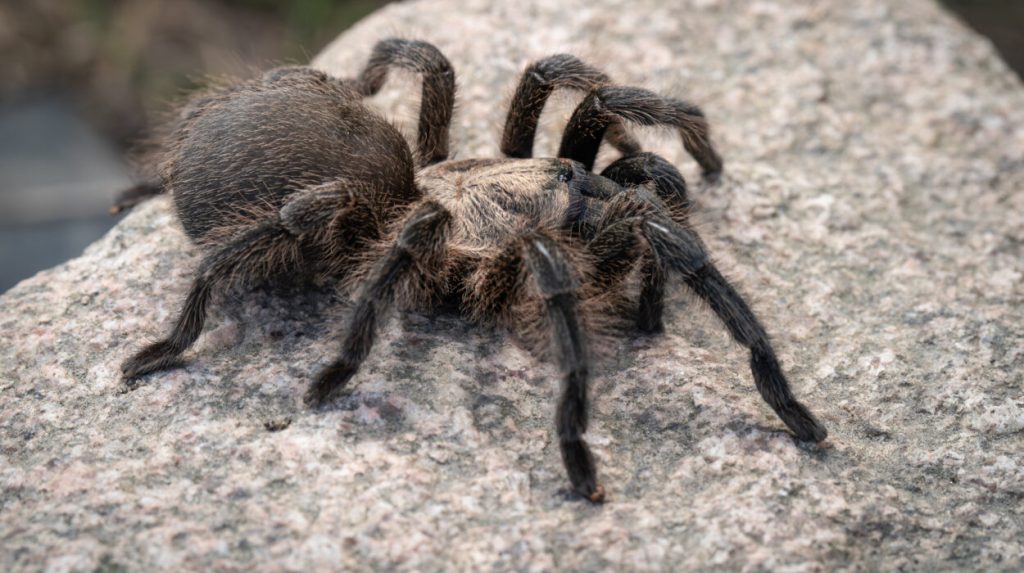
[263,416,293,432]
[304,361,357,408]
[111,181,163,215]
[568,481,605,503]
[562,439,605,503]
[778,400,828,443]
[117,379,142,394]
[121,340,179,380]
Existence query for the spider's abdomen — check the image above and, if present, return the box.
[418,158,591,251]
[167,71,414,243]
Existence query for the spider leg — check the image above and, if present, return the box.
[597,152,691,332]
[110,178,165,215]
[634,254,667,334]
[559,86,724,181]
[586,220,667,334]
[353,39,455,166]
[588,192,826,442]
[121,185,351,382]
[305,201,451,406]
[601,151,689,212]
[501,54,640,159]
[469,234,602,502]
[645,214,825,441]
[525,235,603,501]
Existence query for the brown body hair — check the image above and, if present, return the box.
[119,40,825,504]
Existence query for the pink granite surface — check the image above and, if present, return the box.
[2,0,1023,570]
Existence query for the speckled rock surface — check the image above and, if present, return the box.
[2,0,1023,570]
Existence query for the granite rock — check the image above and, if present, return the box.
[2,0,1023,570]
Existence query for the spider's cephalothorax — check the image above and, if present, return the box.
[119,39,827,502]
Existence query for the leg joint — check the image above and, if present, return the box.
[396,202,451,252]
[640,219,708,275]
[522,235,576,297]
[279,183,349,236]
[529,54,609,88]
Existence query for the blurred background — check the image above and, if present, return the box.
[0,0,1020,293]
[0,0,391,293]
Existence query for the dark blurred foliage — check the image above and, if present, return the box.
[941,0,1024,78]
[0,0,1019,294]
[0,1,1017,153]
[0,0,391,148]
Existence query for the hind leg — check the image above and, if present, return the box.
[110,178,164,214]
[121,184,350,383]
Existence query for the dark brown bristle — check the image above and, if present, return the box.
[119,39,825,506]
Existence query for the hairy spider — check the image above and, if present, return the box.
[119,39,827,502]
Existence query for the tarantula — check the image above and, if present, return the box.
[119,39,826,502]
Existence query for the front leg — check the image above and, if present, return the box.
[468,234,603,502]
[559,86,723,180]
[599,152,692,332]
[601,152,690,212]
[584,184,668,333]
[501,54,640,159]
[586,191,826,442]
[639,215,827,442]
